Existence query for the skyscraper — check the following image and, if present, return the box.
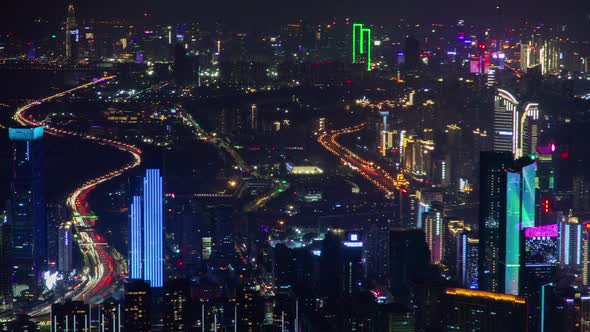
[479,152,536,295]
[58,222,73,273]
[8,126,46,295]
[493,89,519,154]
[124,280,152,332]
[424,203,444,264]
[129,169,164,288]
[65,3,79,61]
[163,279,192,332]
[559,215,583,268]
[389,229,430,295]
[479,151,513,293]
[0,215,12,309]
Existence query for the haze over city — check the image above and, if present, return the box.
[0,1,589,331]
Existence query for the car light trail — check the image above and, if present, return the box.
[13,76,142,317]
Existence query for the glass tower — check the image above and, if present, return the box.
[8,127,46,294]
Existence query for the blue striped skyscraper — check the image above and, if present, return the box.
[129,169,164,288]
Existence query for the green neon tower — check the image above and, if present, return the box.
[352,23,372,71]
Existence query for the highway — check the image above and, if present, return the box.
[13,76,142,317]
[317,122,408,197]
[180,111,257,176]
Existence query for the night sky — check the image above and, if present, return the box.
[1,0,590,33]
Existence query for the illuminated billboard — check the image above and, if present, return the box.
[470,56,481,74]
[524,224,558,238]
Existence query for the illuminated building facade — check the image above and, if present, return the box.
[9,126,46,294]
[493,89,519,154]
[559,216,583,268]
[479,152,536,295]
[520,41,539,69]
[124,280,152,331]
[424,204,444,264]
[443,288,527,331]
[163,279,191,332]
[457,234,479,289]
[58,222,73,273]
[129,169,164,288]
[65,4,79,61]
[540,40,560,75]
[352,23,372,70]
[342,232,364,295]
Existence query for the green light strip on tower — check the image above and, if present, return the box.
[352,23,363,63]
[352,23,372,71]
[363,27,372,70]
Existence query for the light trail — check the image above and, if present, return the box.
[13,76,142,317]
[317,122,407,198]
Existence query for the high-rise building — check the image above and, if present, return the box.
[573,176,590,213]
[493,89,519,154]
[404,36,420,70]
[46,202,66,268]
[124,279,152,332]
[163,279,192,332]
[493,90,540,158]
[342,232,364,295]
[0,215,12,309]
[479,151,513,293]
[129,169,164,288]
[559,215,583,268]
[457,234,479,289]
[51,301,90,332]
[58,222,73,273]
[479,152,536,295]
[65,4,79,61]
[389,229,430,295]
[365,222,391,280]
[443,288,528,331]
[352,23,372,71]
[97,300,122,332]
[540,39,560,75]
[424,203,444,264]
[8,126,46,295]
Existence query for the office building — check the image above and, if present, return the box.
[493,89,519,154]
[163,279,192,332]
[559,215,583,268]
[457,234,479,289]
[479,152,536,295]
[124,279,152,332]
[443,288,528,331]
[342,232,364,295]
[58,222,73,273]
[424,203,444,264]
[389,229,430,295]
[0,217,11,309]
[51,301,90,332]
[8,126,46,295]
[129,169,164,288]
[65,3,79,61]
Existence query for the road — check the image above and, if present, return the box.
[13,76,142,317]
[180,111,257,176]
[317,122,407,197]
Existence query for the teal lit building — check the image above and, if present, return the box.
[479,152,536,295]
